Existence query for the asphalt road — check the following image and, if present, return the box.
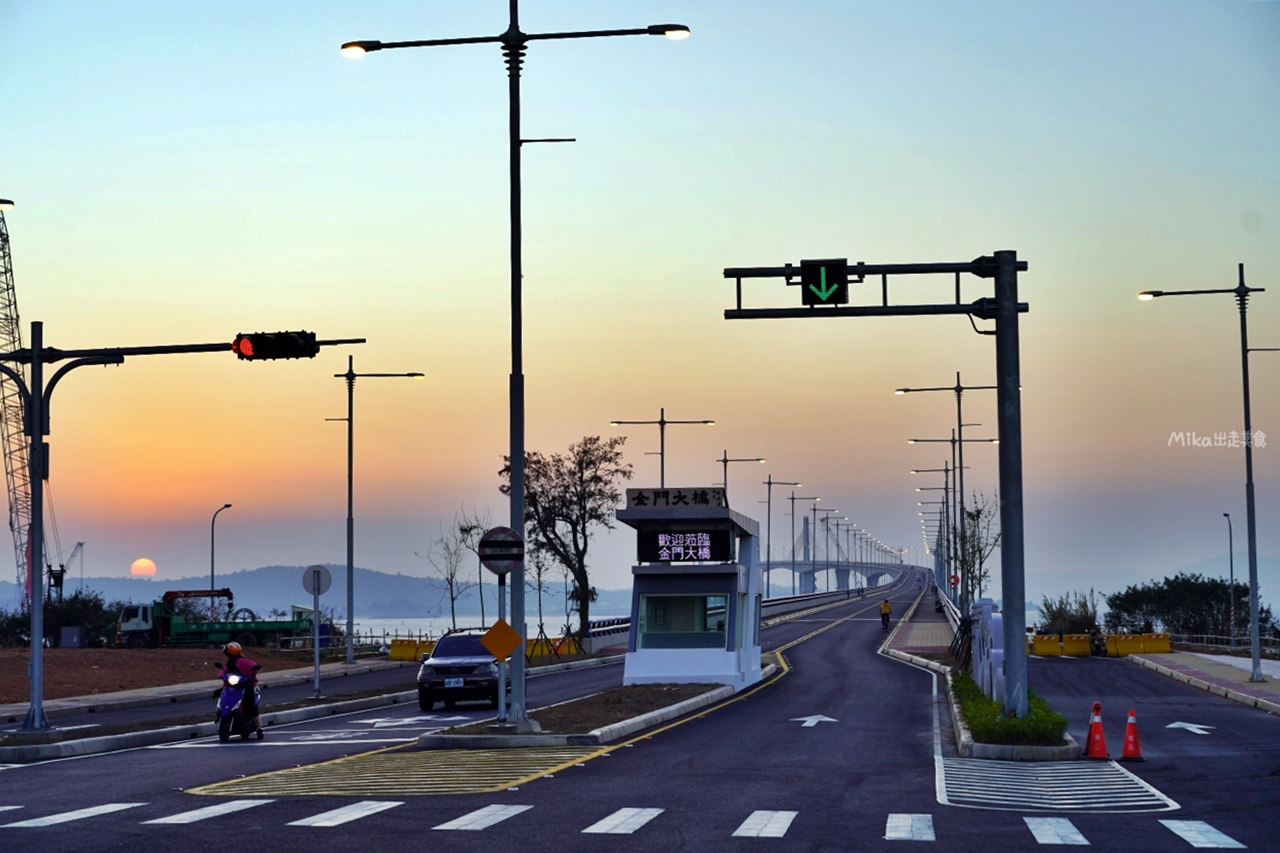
[26,571,1277,851]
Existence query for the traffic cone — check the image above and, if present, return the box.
[1120,708,1144,761]
[1084,701,1109,759]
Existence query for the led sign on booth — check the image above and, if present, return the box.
[637,530,733,563]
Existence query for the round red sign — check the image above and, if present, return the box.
[478,526,525,575]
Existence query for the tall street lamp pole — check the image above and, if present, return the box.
[763,476,801,598]
[1225,512,1235,647]
[610,408,715,487]
[716,450,765,503]
[1140,264,1275,682]
[343,7,689,725]
[327,355,424,665]
[816,508,839,591]
[788,492,820,595]
[211,503,232,617]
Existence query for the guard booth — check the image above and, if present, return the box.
[616,487,763,691]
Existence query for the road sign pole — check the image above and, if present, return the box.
[497,573,508,724]
[313,568,321,698]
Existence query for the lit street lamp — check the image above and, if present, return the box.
[715,449,765,500]
[1140,263,1276,683]
[326,356,424,665]
[610,408,715,487]
[343,5,688,726]
[762,476,801,598]
[211,503,232,617]
[788,492,820,595]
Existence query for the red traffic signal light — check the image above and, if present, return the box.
[949,575,959,587]
[232,331,320,361]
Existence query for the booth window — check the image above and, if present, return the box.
[638,595,728,649]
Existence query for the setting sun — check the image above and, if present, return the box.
[129,558,157,577]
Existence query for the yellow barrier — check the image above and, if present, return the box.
[1031,634,1062,656]
[387,639,436,661]
[1106,634,1145,656]
[1141,632,1172,653]
[1061,634,1092,656]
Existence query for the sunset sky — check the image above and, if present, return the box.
[1,1,1277,611]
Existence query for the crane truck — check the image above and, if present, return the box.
[114,589,325,648]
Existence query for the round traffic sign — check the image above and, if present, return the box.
[478,526,525,576]
[302,564,332,596]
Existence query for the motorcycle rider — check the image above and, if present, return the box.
[218,641,264,737]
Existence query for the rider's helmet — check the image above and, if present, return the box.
[224,641,243,657]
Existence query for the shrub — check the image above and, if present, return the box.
[951,672,1068,746]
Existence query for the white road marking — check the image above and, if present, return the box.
[148,738,416,748]
[142,799,273,825]
[1025,817,1089,845]
[1159,820,1246,848]
[582,807,664,834]
[790,715,837,728]
[433,804,531,830]
[885,813,935,841]
[288,801,404,827]
[1166,722,1215,736]
[733,810,798,838]
[2,803,146,827]
[0,807,21,813]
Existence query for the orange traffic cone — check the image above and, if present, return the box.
[1084,701,1109,759]
[1120,708,1144,761]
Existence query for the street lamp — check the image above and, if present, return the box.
[715,450,765,500]
[610,408,715,487]
[762,476,801,598]
[211,504,232,617]
[326,355,424,664]
[816,508,840,591]
[787,492,820,595]
[1224,512,1235,647]
[1140,263,1275,683]
[343,4,688,728]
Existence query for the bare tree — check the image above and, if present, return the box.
[456,506,492,627]
[500,435,632,639]
[419,515,476,632]
[955,491,1001,605]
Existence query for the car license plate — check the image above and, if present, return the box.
[444,678,464,688]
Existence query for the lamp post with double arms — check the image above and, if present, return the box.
[1140,264,1275,682]
[610,408,715,488]
[327,356,424,665]
[763,476,801,598]
[788,492,820,595]
[342,3,689,726]
[715,450,765,504]
[815,508,840,591]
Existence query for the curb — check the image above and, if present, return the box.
[417,665,777,750]
[943,670,1080,761]
[1128,654,1280,717]
[0,690,418,763]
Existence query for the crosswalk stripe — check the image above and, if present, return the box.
[142,800,274,825]
[1159,820,1246,849]
[0,808,21,814]
[433,804,531,831]
[582,807,664,835]
[733,810,798,838]
[288,801,404,827]
[1025,817,1089,845]
[885,813,935,841]
[2,803,146,827]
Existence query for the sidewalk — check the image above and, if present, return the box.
[1131,650,1280,715]
[885,596,954,658]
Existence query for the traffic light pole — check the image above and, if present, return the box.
[723,251,1031,716]
[0,322,363,731]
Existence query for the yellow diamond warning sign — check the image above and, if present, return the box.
[481,619,523,661]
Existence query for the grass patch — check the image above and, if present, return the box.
[951,672,1068,746]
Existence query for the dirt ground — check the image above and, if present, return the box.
[0,647,325,704]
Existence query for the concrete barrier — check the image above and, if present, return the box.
[1031,634,1062,656]
[1062,634,1092,657]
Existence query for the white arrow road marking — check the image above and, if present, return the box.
[1166,722,1215,736]
[790,715,837,728]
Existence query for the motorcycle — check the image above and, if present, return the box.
[215,670,264,742]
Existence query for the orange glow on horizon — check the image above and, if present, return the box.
[130,558,157,576]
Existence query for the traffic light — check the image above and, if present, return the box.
[800,258,849,306]
[232,331,320,361]
[949,574,959,588]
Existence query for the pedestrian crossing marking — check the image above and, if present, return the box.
[0,807,21,813]
[582,807,663,834]
[142,800,274,825]
[941,759,1178,812]
[2,803,146,827]
[885,813,935,841]
[733,810,797,838]
[1159,820,1245,849]
[186,746,598,797]
[434,804,531,831]
[1025,817,1089,845]
[287,801,403,827]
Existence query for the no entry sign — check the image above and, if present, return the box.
[478,526,524,576]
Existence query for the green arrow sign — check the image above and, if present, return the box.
[800,259,849,306]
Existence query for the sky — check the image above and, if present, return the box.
[1,0,1278,612]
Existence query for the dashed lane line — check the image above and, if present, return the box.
[287,800,404,827]
[581,807,664,834]
[1024,817,1090,845]
[1,803,146,827]
[885,813,935,841]
[1159,820,1246,849]
[733,810,797,838]
[433,804,532,830]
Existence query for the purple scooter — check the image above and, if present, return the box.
[216,669,263,742]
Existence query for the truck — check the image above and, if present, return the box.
[114,589,329,649]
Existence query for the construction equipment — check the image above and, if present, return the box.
[115,588,321,649]
[0,202,33,608]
